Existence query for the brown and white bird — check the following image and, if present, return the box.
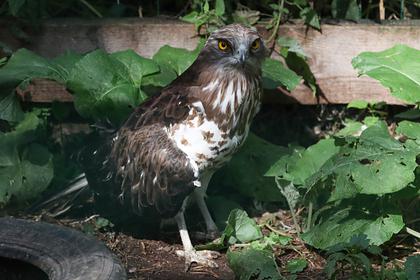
[77,24,267,269]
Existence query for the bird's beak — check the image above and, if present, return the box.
[236,45,248,64]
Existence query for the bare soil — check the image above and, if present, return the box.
[26,209,328,280]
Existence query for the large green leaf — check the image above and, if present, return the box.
[396,120,420,140]
[152,45,199,76]
[288,139,339,186]
[0,49,55,88]
[0,113,53,206]
[213,133,289,201]
[262,58,301,91]
[352,45,420,104]
[405,255,420,280]
[227,248,282,280]
[223,209,263,244]
[307,122,418,197]
[67,50,141,124]
[7,0,26,16]
[111,50,159,87]
[332,0,361,20]
[302,207,404,249]
[0,92,24,123]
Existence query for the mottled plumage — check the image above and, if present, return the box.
[94,24,268,269]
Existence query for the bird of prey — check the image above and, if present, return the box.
[74,24,268,270]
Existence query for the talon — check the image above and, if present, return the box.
[176,249,219,271]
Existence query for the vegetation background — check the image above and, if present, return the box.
[0,0,420,279]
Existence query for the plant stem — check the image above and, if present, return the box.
[406,226,420,239]
[306,201,313,232]
[275,177,301,236]
[267,0,285,43]
[79,0,103,18]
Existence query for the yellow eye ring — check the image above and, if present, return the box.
[218,40,229,51]
[251,39,260,50]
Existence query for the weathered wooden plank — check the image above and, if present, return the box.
[7,19,420,104]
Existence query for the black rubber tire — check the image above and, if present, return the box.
[0,217,127,280]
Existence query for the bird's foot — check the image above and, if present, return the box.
[176,249,220,271]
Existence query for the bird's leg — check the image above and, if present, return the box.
[175,201,219,271]
[193,189,219,239]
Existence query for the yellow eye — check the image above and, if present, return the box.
[218,40,229,51]
[251,39,260,50]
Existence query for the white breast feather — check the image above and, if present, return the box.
[168,77,256,185]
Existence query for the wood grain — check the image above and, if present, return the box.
[8,19,420,105]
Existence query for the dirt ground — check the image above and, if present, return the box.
[26,208,328,280]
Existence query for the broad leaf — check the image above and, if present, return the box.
[266,139,339,186]
[307,122,417,196]
[405,255,420,280]
[214,133,289,201]
[223,209,262,244]
[352,45,420,104]
[152,45,199,76]
[67,50,140,124]
[0,113,53,206]
[396,121,420,140]
[227,248,283,280]
[286,258,308,274]
[262,58,301,91]
[7,0,26,16]
[347,100,369,109]
[111,50,159,86]
[332,0,361,20]
[302,207,404,249]
[0,92,24,123]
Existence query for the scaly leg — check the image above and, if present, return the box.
[194,189,219,238]
[175,201,218,271]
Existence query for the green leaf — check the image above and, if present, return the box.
[302,208,404,249]
[214,133,290,201]
[203,0,209,13]
[308,122,418,196]
[7,0,26,16]
[395,109,420,120]
[262,58,301,91]
[250,232,291,251]
[51,51,83,82]
[347,100,369,109]
[215,0,225,16]
[277,37,307,58]
[111,50,159,86]
[332,0,361,20]
[0,113,53,206]
[227,248,283,280]
[152,45,199,76]
[352,44,420,104]
[223,209,262,244]
[67,49,140,124]
[396,121,420,140]
[0,49,81,89]
[286,258,308,274]
[288,139,340,186]
[0,49,55,88]
[300,8,320,30]
[405,255,420,280]
[0,92,24,123]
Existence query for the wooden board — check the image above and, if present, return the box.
[6,19,420,105]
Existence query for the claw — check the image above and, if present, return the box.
[176,249,219,271]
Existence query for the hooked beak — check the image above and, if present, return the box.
[235,45,248,64]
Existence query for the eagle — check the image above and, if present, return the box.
[71,24,268,270]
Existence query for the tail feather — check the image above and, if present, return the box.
[28,173,91,216]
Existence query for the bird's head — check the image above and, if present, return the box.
[201,24,268,74]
